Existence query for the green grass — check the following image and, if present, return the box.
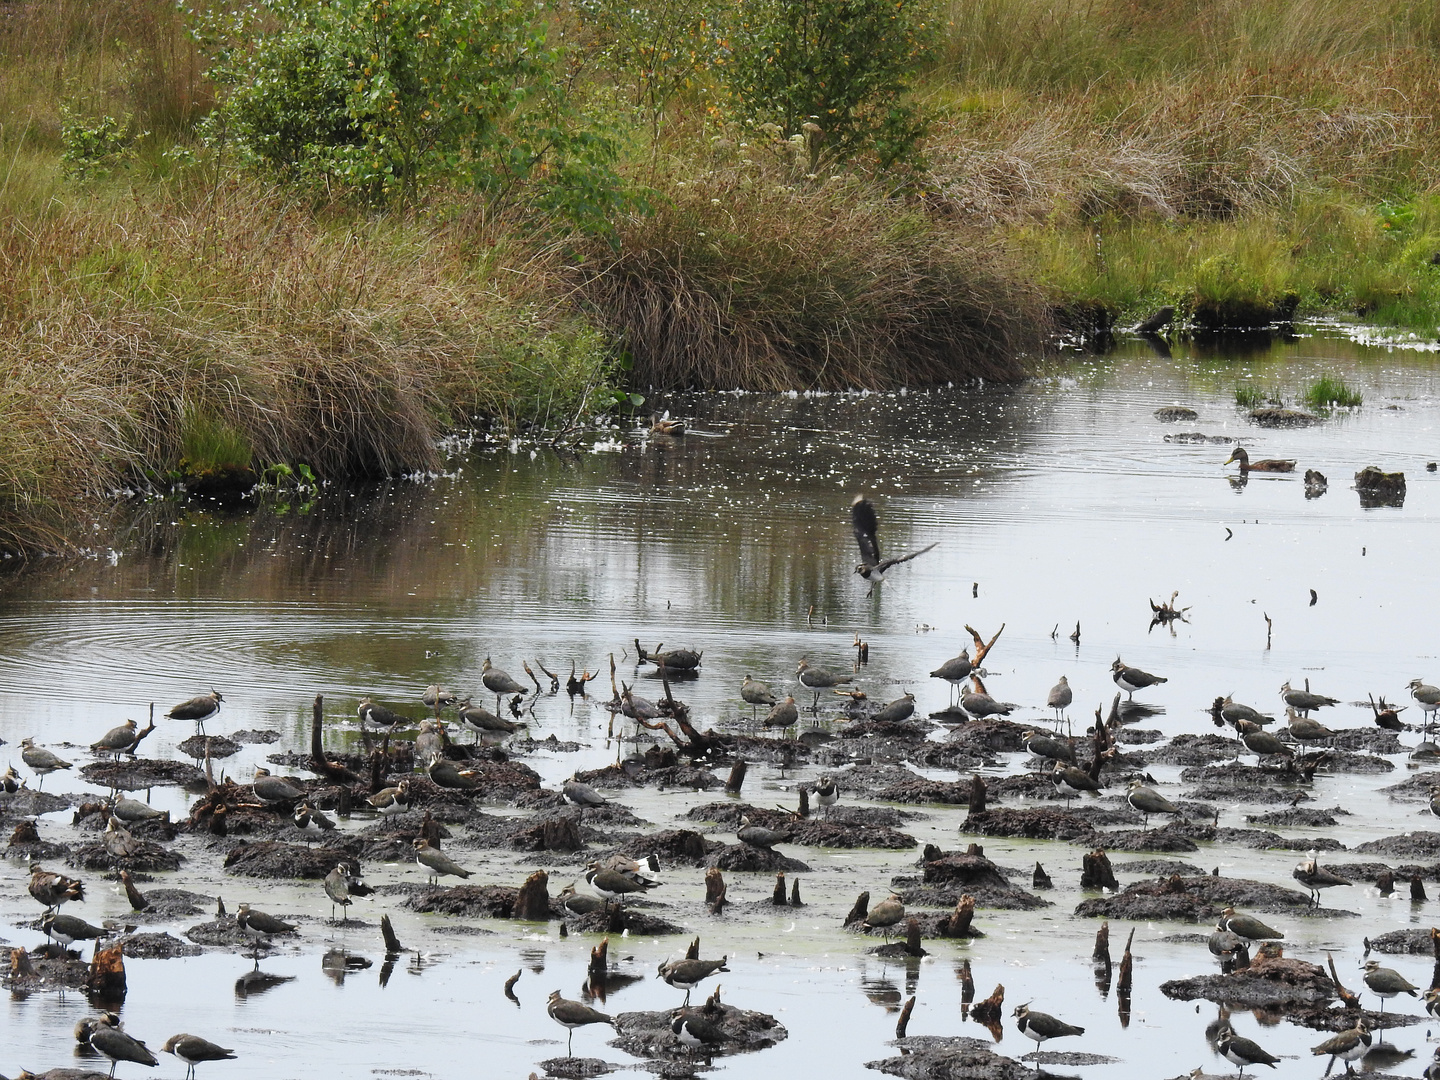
[1302,375,1364,410]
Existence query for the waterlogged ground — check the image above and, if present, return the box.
[3,326,1440,1078]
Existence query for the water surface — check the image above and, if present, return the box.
[4,327,1440,1078]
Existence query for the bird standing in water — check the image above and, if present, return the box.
[850,495,937,597]
[166,690,223,733]
[547,991,614,1056]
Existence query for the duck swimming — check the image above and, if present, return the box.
[1224,446,1296,473]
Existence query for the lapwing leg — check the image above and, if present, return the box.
[567,1029,574,1057]
[683,987,691,1005]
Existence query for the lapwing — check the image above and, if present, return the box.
[670,1008,725,1054]
[88,1012,159,1077]
[236,904,296,958]
[658,955,728,1004]
[1311,1020,1371,1074]
[1219,907,1283,941]
[1012,1003,1085,1065]
[929,648,973,706]
[850,494,937,597]
[28,863,84,912]
[91,719,140,757]
[741,675,776,720]
[162,1034,237,1080]
[563,777,608,808]
[796,660,851,709]
[1111,658,1166,699]
[42,910,106,951]
[357,697,409,731]
[547,990,614,1056]
[1046,676,1072,723]
[366,780,412,818]
[323,863,353,923]
[413,838,471,884]
[762,694,799,735]
[736,816,786,849]
[1362,959,1418,1013]
[813,773,839,816]
[1282,680,1339,714]
[456,698,519,742]
[1216,1024,1280,1075]
[1292,850,1351,906]
[585,865,659,904]
[251,767,305,805]
[481,657,527,713]
[166,690,222,733]
[862,893,905,942]
[20,738,71,790]
[1125,779,1179,826]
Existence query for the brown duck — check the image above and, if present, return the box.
[1224,446,1296,473]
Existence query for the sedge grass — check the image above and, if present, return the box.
[1302,375,1363,410]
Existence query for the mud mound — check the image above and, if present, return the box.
[223,841,360,879]
[113,931,202,959]
[1075,874,1321,921]
[68,841,183,873]
[866,1035,1030,1080]
[874,778,973,805]
[961,807,1097,843]
[81,758,205,790]
[405,885,521,918]
[1353,832,1440,858]
[611,1003,787,1058]
[1161,953,1334,1007]
[706,843,811,873]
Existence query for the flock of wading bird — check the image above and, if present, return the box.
[10,493,1440,1077]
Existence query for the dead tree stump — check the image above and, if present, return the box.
[1081,849,1118,891]
[725,760,747,793]
[844,891,870,927]
[705,868,728,914]
[514,870,550,921]
[1093,921,1111,964]
[968,774,987,814]
[588,938,608,985]
[541,817,582,851]
[771,873,788,906]
[896,996,915,1038]
[940,895,975,938]
[971,983,1004,1024]
[87,942,126,999]
[791,878,803,906]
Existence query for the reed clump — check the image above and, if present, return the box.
[579,172,1045,390]
[1302,375,1363,410]
[0,180,608,551]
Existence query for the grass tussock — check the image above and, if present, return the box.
[580,175,1045,390]
[0,179,611,551]
[1302,375,1363,410]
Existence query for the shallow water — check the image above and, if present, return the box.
[4,326,1440,1078]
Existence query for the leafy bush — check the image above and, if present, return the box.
[194,0,630,228]
[718,0,938,174]
[60,109,143,179]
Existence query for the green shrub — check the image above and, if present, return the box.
[719,0,938,174]
[195,0,630,228]
[60,109,143,179]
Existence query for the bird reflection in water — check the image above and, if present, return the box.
[321,948,372,986]
[859,965,902,1011]
[519,947,546,975]
[234,968,296,999]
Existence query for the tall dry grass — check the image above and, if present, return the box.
[579,174,1045,390]
[0,179,606,551]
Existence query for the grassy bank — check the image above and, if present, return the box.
[6,0,1440,550]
